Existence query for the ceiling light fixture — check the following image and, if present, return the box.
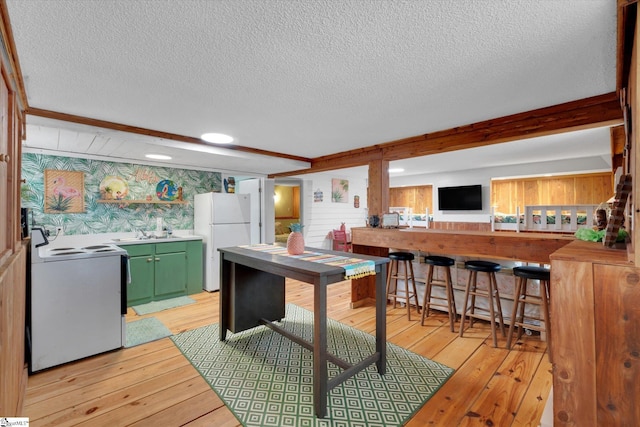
[145,154,172,160]
[388,168,405,173]
[201,133,234,144]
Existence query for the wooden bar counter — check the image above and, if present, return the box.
[353,226,640,425]
[351,226,575,262]
[349,226,575,304]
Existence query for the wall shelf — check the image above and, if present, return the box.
[97,199,188,205]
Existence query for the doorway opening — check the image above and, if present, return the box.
[274,179,302,244]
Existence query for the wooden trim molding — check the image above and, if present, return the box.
[25,107,312,164]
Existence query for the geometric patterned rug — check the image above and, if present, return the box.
[171,304,454,427]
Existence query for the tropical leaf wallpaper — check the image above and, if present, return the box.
[22,153,222,235]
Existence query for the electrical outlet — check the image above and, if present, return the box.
[55,226,64,235]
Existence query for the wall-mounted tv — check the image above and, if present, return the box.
[437,184,482,211]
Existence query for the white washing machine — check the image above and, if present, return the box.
[29,228,128,372]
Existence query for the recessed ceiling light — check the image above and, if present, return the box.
[388,168,405,173]
[201,133,234,144]
[145,154,172,160]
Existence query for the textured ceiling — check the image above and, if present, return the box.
[6,0,617,175]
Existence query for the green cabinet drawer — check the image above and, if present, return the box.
[155,241,187,254]
[119,243,154,257]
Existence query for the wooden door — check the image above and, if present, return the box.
[0,74,9,265]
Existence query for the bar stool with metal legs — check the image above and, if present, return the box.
[421,255,457,331]
[459,260,506,347]
[507,265,552,362]
[386,252,420,320]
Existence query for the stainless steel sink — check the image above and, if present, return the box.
[112,237,142,242]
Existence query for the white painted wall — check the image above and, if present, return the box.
[293,171,368,249]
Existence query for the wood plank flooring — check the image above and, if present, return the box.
[23,279,552,426]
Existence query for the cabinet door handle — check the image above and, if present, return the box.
[147,258,153,262]
[155,257,160,261]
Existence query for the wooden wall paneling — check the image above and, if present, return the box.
[493,183,501,212]
[389,185,433,214]
[518,181,527,212]
[407,188,416,209]
[523,180,540,208]
[515,181,523,213]
[593,263,640,426]
[611,125,626,173]
[0,66,8,266]
[416,185,432,213]
[548,177,573,205]
[389,188,400,208]
[390,187,412,209]
[489,181,501,211]
[550,258,598,426]
[6,88,17,249]
[0,245,27,416]
[632,4,639,265]
[591,174,614,203]
[0,12,28,414]
[490,173,614,215]
[10,92,21,247]
[575,176,591,204]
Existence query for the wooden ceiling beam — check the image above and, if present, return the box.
[270,92,622,178]
[26,107,312,164]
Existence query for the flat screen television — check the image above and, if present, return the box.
[437,184,482,211]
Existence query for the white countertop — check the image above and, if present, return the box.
[40,230,203,249]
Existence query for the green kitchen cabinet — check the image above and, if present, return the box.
[153,241,188,298]
[125,243,155,306]
[122,240,202,306]
[186,240,203,295]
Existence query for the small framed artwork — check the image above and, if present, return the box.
[381,212,400,228]
[331,179,349,203]
[44,169,85,213]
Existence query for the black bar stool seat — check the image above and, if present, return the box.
[459,260,506,347]
[421,255,457,332]
[507,266,552,362]
[386,252,420,320]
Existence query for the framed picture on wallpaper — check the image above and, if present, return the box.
[331,179,349,203]
[44,169,85,213]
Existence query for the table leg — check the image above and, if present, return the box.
[313,278,328,418]
[219,258,231,341]
[376,263,387,374]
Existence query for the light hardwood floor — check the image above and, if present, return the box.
[23,279,552,426]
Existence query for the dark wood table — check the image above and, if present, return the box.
[218,245,389,418]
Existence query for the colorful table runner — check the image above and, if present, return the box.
[241,244,376,279]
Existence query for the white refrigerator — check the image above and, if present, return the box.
[194,192,252,291]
